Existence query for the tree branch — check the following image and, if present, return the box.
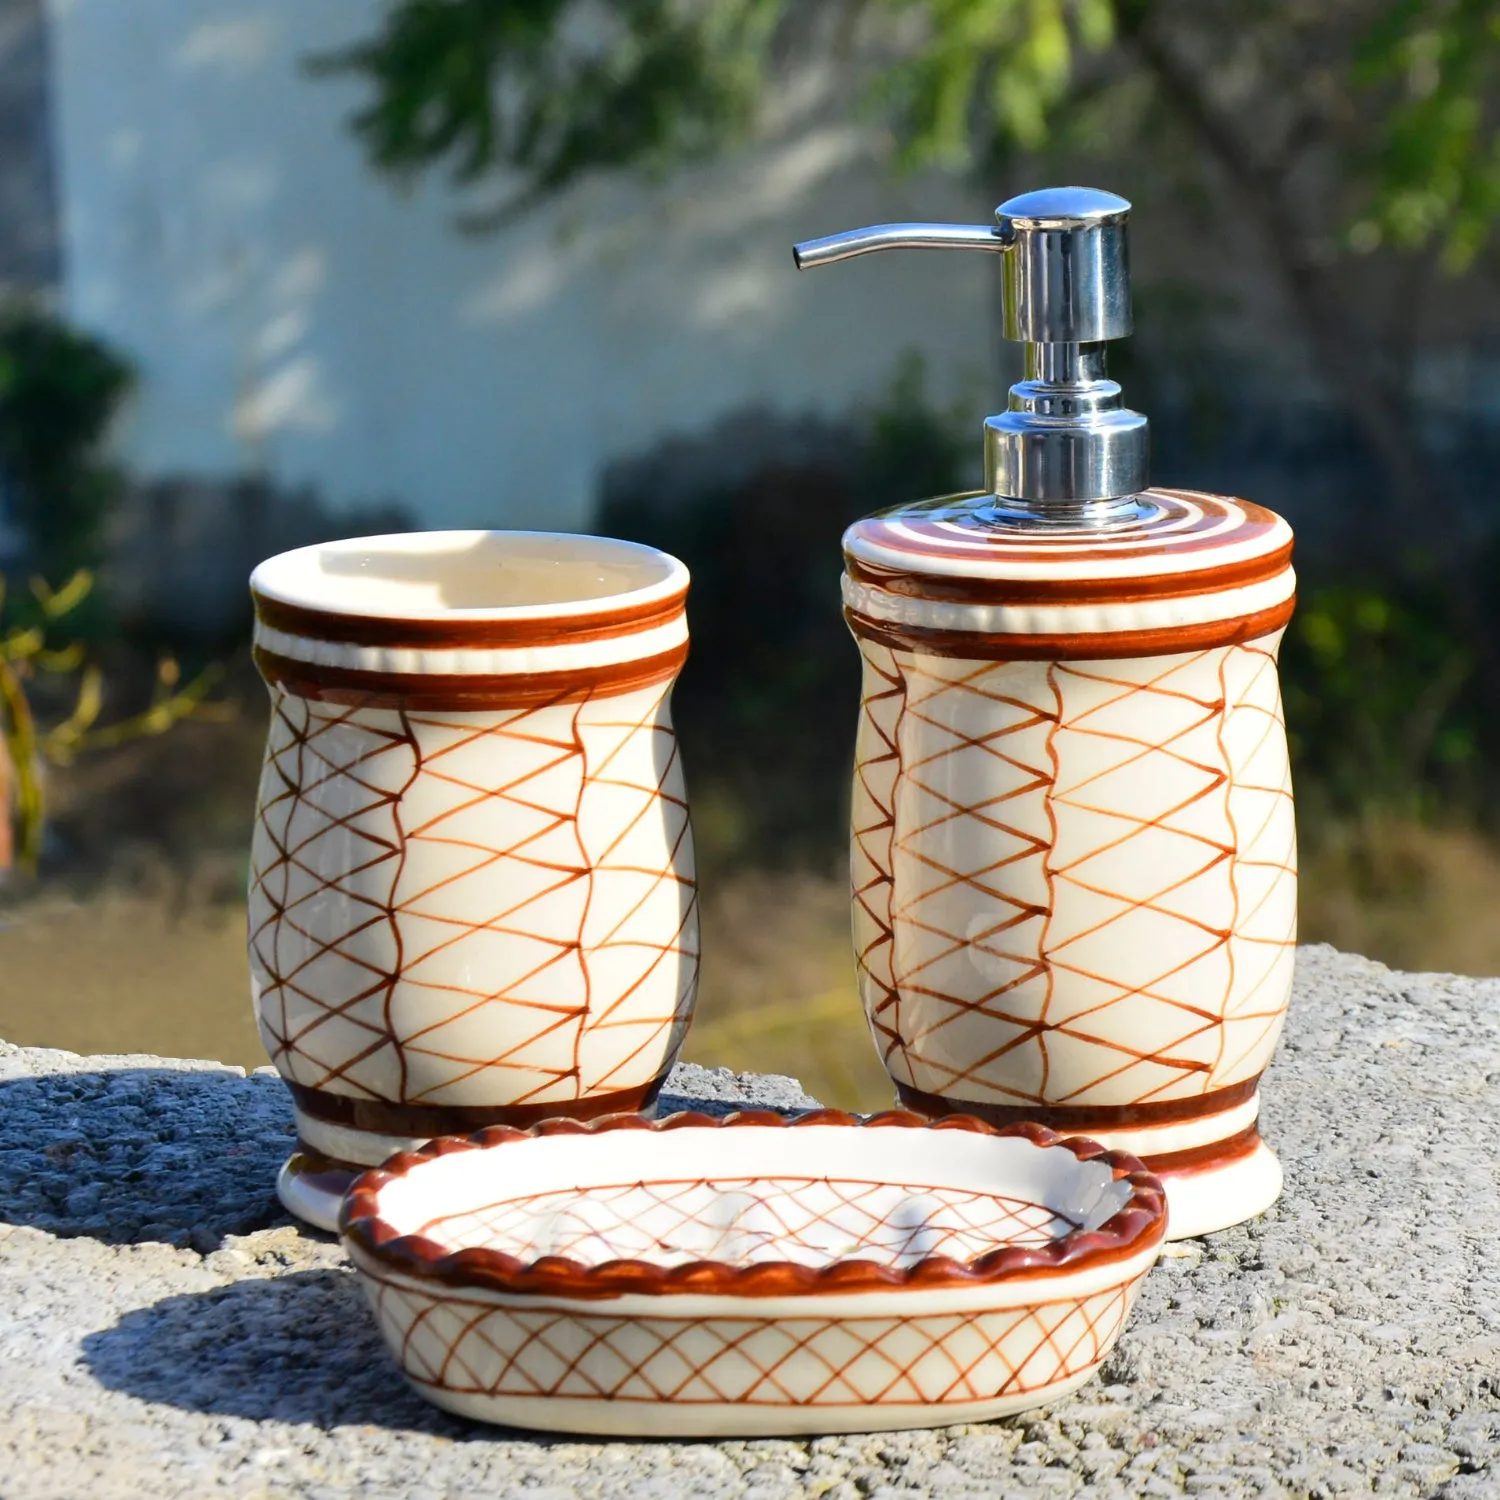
[1118,4,1446,545]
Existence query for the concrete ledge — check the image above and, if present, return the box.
[1,946,1498,1497]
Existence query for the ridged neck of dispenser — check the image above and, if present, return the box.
[982,337,1151,528]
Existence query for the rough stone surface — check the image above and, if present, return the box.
[1,946,1498,1497]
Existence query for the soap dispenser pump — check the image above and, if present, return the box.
[796,188,1297,1239]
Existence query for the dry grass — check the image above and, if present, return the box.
[0,887,262,1066]
[1297,818,1500,978]
[682,870,893,1109]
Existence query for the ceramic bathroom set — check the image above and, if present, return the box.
[245,189,1296,1436]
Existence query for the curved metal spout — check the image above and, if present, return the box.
[792,222,1008,270]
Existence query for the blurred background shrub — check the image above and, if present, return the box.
[0,309,221,874]
[0,307,132,586]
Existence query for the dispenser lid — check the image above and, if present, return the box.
[794,186,1148,519]
[841,489,1295,661]
[996,185,1130,226]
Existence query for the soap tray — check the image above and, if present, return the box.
[341,1110,1166,1437]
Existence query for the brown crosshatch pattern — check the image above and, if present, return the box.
[850,634,1296,1110]
[413,1175,1085,1266]
[247,678,699,1111]
[356,1270,1141,1409]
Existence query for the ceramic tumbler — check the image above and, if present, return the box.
[247,531,699,1229]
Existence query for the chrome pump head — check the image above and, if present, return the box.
[794,187,1150,526]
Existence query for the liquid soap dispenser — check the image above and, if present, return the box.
[796,189,1297,1239]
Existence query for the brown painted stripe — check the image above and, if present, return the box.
[845,542,1292,605]
[1138,1123,1263,1176]
[254,639,688,709]
[895,1077,1259,1132]
[287,1075,668,1139]
[846,596,1295,660]
[252,585,686,651]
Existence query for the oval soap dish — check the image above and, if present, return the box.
[341,1109,1166,1437]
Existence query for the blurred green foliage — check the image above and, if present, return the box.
[1281,578,1487,821]
[309,0,780,231]
[0,571,220,872]
[1354,0,1500,270]
[320,0,1500,265]
[0,305,134,590]
[0,308,221,875]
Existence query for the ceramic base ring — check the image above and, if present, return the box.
[418,1367,1102,1438]
[1066,1118,1282,1240]
[894,1080,1281,1240]
[277,1150,358,1233]
[1146,1136,1283,1240]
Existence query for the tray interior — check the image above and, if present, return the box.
[372,1124,1132,1272]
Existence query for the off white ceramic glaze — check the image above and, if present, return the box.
[845,490,1298,1240]
[247,532,698,1228]
[343,1121,1165,1436]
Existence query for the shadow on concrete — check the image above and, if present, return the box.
[0,1058,803,1255]
[0,1066,295,1250]
[78,1268,500,1435]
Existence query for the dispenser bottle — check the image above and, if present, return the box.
[796,189,1296,1238]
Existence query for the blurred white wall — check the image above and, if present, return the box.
[45,0,1000,533]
